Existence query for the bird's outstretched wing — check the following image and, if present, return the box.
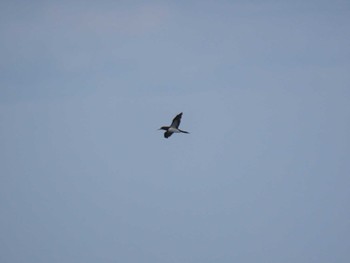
[164,131,173,138]
[170,112,183,128]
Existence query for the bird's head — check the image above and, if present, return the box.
[158,126,168,131]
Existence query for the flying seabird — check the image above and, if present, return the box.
[158,112,189,138]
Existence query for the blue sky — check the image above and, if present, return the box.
[1,1,350,262]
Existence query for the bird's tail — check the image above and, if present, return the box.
[179,129,189,134]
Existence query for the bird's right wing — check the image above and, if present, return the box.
[164,131,173,138]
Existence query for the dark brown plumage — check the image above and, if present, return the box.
[158,112,189,139]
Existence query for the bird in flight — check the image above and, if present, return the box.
[158,112,189,138]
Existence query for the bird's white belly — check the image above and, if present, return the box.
[168,127,180,133]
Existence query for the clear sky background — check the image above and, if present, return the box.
[1,1,350,262]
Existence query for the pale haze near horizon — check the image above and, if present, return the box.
[1,1,350,262]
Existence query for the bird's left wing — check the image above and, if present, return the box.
[170,112,183,128]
